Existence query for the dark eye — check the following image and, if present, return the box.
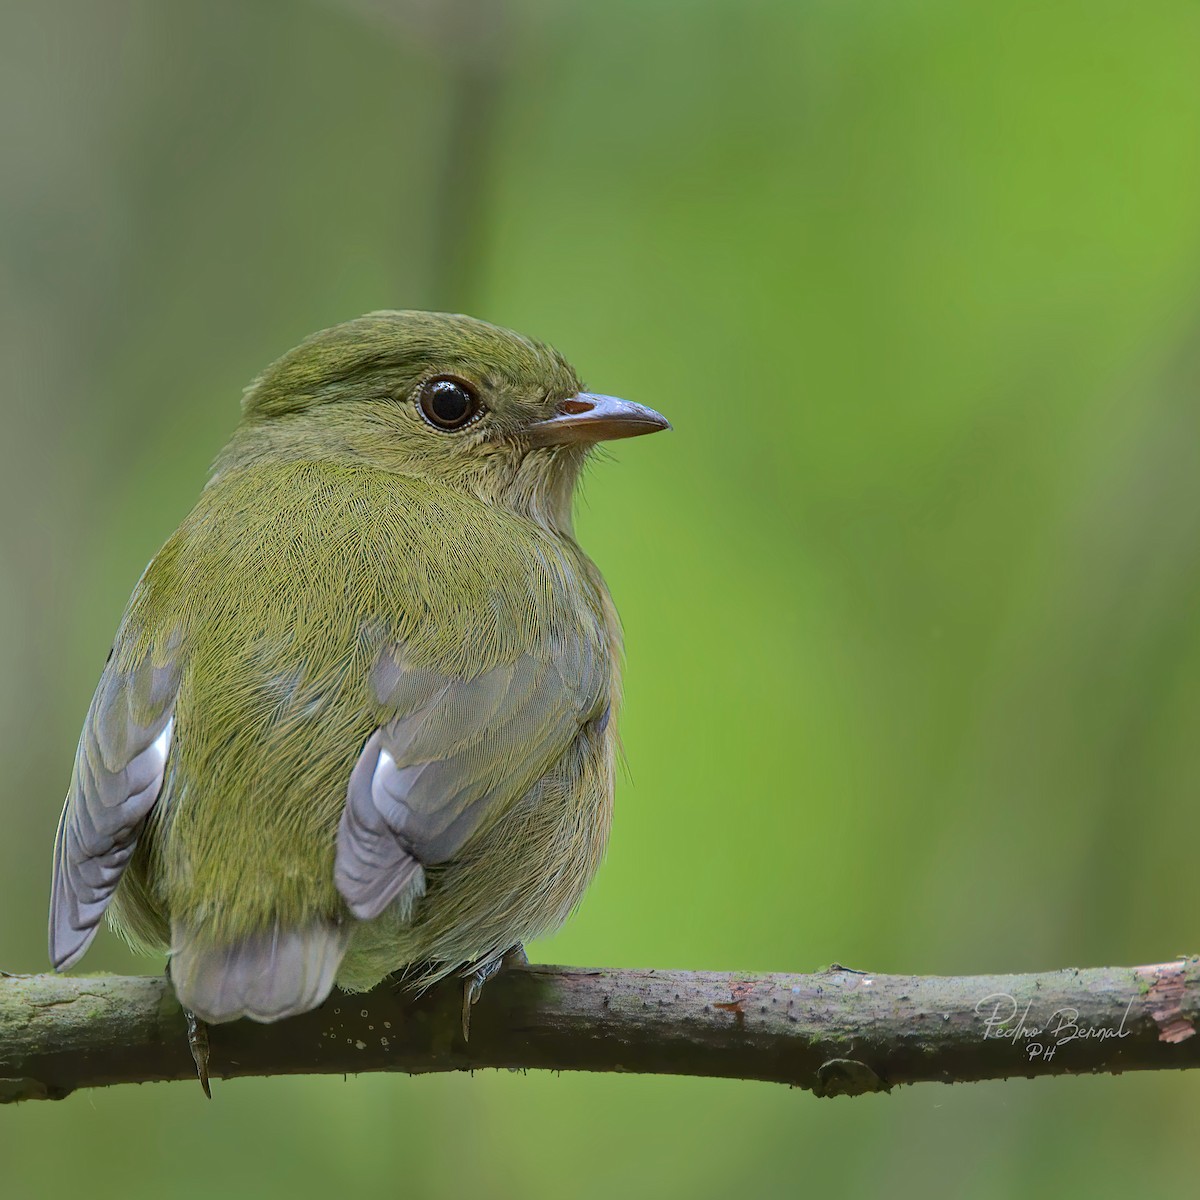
[417,376,483,431]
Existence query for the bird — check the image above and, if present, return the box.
[48,310,669,1079]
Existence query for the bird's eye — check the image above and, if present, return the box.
[417,376,483,431]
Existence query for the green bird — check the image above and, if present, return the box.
[49,310,668,1038]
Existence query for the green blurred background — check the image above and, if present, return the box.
[3,0,1200,1195]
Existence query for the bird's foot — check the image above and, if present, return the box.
[461,961,502,1042]
[167,958,212,1098]
[186,1009,212,1099]
[461,944,527,1042]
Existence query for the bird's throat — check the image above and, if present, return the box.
[472,444,587,540]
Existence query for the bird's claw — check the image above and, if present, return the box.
[460,945,526,1042]
[461,962,501,1042]
[185,1009,212,1099]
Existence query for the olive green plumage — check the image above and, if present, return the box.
[49,311,668,1024]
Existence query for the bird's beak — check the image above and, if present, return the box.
[523,393,671,447]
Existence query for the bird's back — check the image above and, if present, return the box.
[108,459,619,978]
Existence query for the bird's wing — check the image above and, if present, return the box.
[49,646,181,969]
[335,628,607,920]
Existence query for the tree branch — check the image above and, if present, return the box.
[3,958,1199,1103]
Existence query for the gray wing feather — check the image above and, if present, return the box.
[333,729,429,921]
[335,633,604,921]
[49,652,180,969]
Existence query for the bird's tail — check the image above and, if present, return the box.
[169,918,350,1024]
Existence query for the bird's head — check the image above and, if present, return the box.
[219,311,669,534]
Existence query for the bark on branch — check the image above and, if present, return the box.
[3,958,1199,1103]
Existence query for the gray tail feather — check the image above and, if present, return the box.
[170,919,351,1024]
